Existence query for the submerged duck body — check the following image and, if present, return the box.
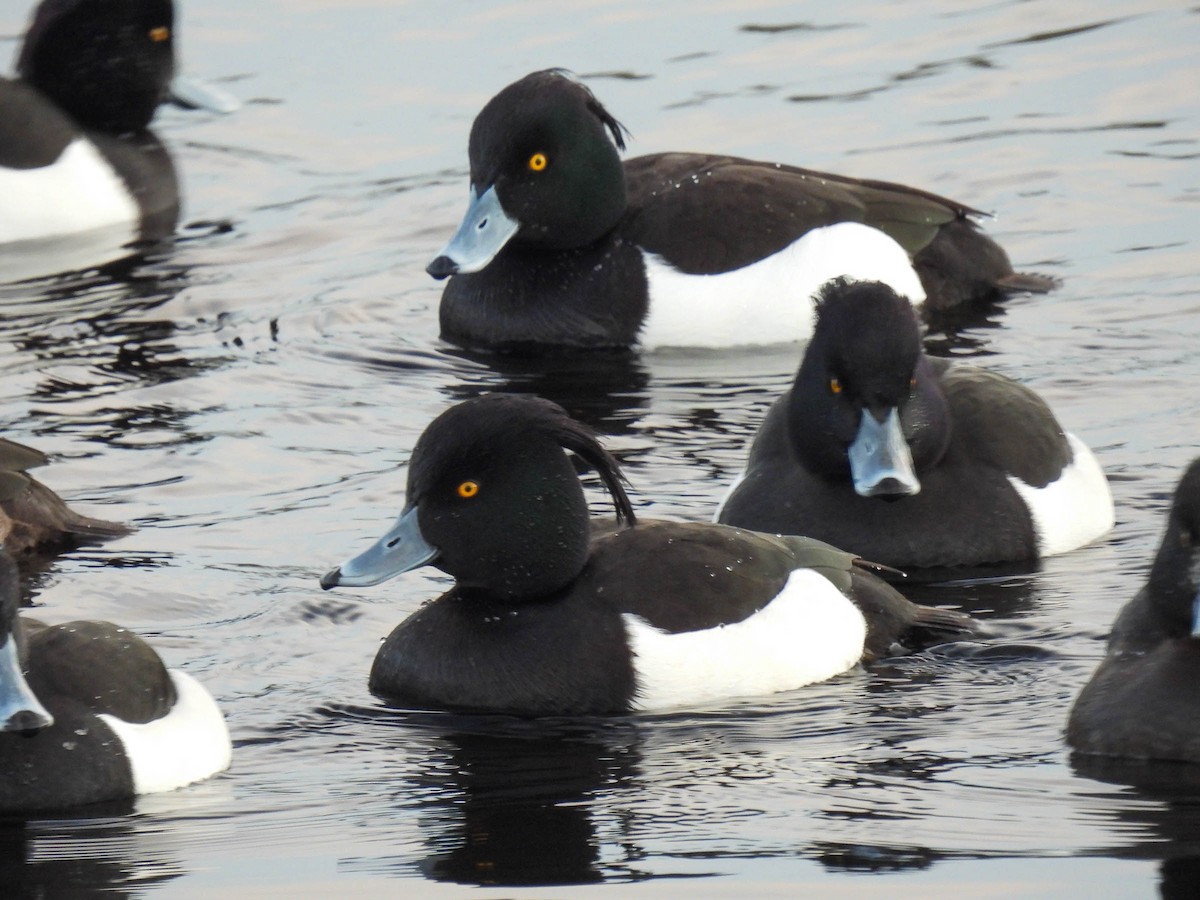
[429,69,1055,353]
[0,437,131,567]
[0,550,230,812]
[321,394,972,716]
[716,279,1113,570]
[0,0,234,277]
[1068,459,1200,763]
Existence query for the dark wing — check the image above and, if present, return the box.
[579,520,857,633]
[0,79,76,169]
[621,152,1055,308]
[621,152,970,274]
[940,364,1073,488]
[27,620,176,723]
[585,519,975,651]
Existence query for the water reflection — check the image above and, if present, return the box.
[0,227,160,288]
[0,258,235,452]
[0,806,183,896]
[416,728,629,886]
[895,567,1045,618]
[345,716,642,886]
[439,345,650,435]
[812,840,937,873]
[1071,756,1200,900]
[3,259,185,362]
[435,301,1009,437]
[338,663,1054,888]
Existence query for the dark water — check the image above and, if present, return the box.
[2,0,1199,895]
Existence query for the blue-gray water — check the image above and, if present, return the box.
[1,1,1198,896]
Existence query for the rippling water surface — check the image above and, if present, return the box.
[2,0,1199,896]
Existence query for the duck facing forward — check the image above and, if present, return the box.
[1068,459,1200,762]
[0,549,231,812]
[716,278,1113,570]
[320,394,972,716]
[0,0,235,277]
[428,69,1055,353]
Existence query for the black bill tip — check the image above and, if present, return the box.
[426,256,458,280]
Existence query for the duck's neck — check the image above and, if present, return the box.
[1147,515,1200,637]
[439,235,648,351]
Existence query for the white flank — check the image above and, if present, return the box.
[98,670,232,796]
[625,569,868,711]
[0,138,139,243]
[1007,433,1115,557]
[637,221,926,350]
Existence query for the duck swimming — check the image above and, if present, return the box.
[0,0,236,280]
[1068,458,1200,762]
[716,278,1113,570]
[0,548,231,812]
[1,437,131,569]
[428,69,1055,353]
[320,394,972,716]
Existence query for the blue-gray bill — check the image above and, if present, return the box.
[0,635,53,734]
[426,185,520,279]
[320,505,439,589]
[169,73,241,114]
[848,407,920,498]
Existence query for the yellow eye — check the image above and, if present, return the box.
[829,377,843,395]
[910,377,918,390]
[149,26,170,42]
[456,480,480,499]
[528,152,548,172]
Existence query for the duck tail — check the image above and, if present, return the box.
[907,604,977,647]
[56,509,135,541]
[4,478,133,543]
[995,270,1060,295]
